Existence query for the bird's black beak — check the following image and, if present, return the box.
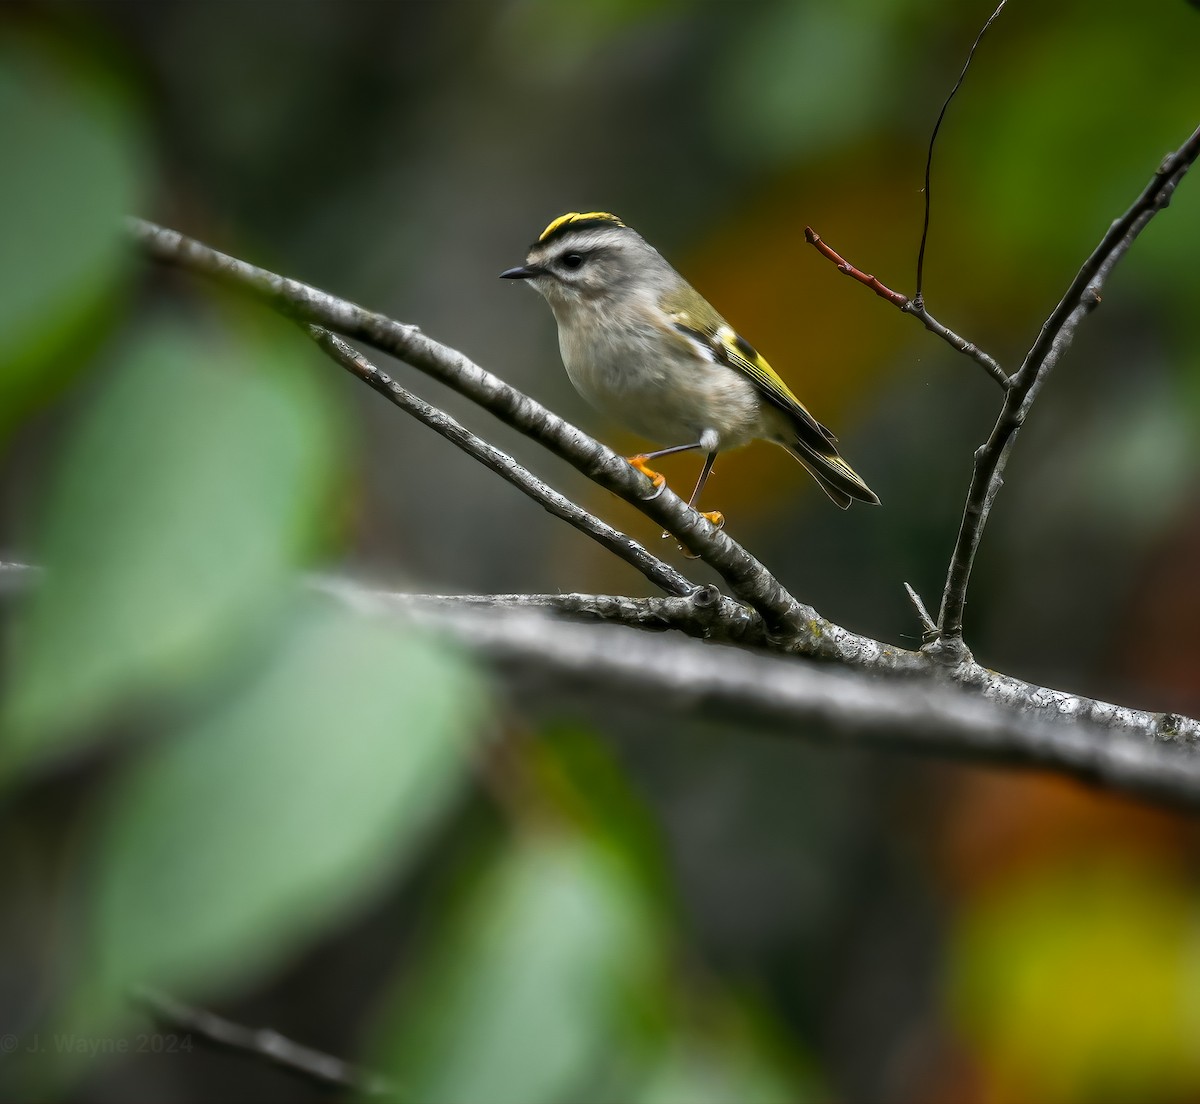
[499,264,541,280]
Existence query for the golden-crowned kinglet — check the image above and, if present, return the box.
[502,212,878,523]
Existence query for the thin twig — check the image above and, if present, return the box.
[804,226,1009,388]
[805,3,1012,390]
[308,326,696,599]
[804,227,909,307]
[915,0,1008,305]
[933,121,1200,656]
[905,303,1010,389]
[903,582,938,640]
[128,219,813,639]
[132,987,393,1097]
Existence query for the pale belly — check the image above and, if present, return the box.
[559,318,771,450]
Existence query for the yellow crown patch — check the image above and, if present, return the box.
[538,211,626,242]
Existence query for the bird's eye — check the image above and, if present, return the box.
[561,252,585,270]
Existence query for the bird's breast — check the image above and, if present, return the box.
[555,308,764,448]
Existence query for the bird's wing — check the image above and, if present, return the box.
[667,307,838,447]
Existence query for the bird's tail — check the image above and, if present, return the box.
[783,437,880,510]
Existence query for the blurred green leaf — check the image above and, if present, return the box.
[2,317,335,775]
[949,861,1200,1103]
[715,3,901,166]
[1009,377,1198,542]
[496,0,682,83]
[375,829,656,1104]
[946,8,1200,299]
[86,598,484,1008]
[528,723,674,908]
[0,35,144,434]
[631,985,824,1104]
[637,1036,813,1104]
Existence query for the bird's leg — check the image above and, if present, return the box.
[686,449,723,529]
[625,441,703,492]
[625,440,723,548]
[656,448,724,553]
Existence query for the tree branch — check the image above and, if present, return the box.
[933,121,1200,656]
[128,218,820,639]
[132,987,392,1097]
[323,578,1200,810]
[4,561,1197,804]
[307,325,697,600]
[804,226,1009,388]
[313,583,763,643]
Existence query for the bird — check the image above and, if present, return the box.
[500,211,878,526]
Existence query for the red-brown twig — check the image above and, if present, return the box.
[804,227,909,306]
[804,226,1009,388]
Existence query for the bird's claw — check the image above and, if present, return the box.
[626,454,666,498]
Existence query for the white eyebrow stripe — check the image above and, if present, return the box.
[530,227,628,262]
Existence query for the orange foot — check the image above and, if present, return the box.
[626,454,666,489]
[662,509,727,555]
